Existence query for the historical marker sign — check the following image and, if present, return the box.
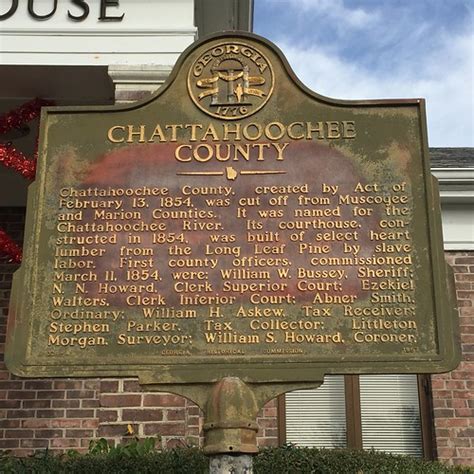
[6,33,460,384]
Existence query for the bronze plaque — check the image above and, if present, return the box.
[6,33,460,383]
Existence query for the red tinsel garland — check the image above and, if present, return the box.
[0,229,22,264]
[0,98,53,263]
[0,98,51,135]
[0,143,36,180]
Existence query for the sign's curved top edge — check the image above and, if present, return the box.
[40,31,426,117]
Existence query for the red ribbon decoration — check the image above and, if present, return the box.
[0,98,53,263]
[0,229,22,264]
[0,143,36,180]
[0,98,51,135]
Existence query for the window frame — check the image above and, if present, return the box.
[278,374,435,460]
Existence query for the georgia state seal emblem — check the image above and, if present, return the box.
[187,41,274,120]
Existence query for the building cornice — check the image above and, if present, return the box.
[431,168,474,204]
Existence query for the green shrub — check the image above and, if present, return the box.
[254,445,473,473]
[0,442,471,473]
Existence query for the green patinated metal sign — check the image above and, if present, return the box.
[6,32,460,386]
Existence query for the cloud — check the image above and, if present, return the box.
[254,0,473,147]
[275,28,473,147]
[293,0,380,29]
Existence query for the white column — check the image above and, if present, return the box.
[108,65,172,104]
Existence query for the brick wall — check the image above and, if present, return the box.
[2,207,473,462]
[431,253,474,466]
[0,207,279,455]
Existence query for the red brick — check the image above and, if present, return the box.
[100,380,119,392]
[143,422,185,437]
[263,428,278,437]
[22,419,51,429]
[7,409,35,418]
[101,394,142,407]
[186,406,201,416]
[82,419,99,429]
[0,381,22,389]
[432,398,447,408]
[264,400,277,408]
[82,399,100,408]
[433,390,453,398]
[36,390,66,400]
[50,419,82,428]
[186,415,201,426]
[458,428,474,437]
[4,429,34,438]
[186,426,201,439]
[83,380,100,390]
[23,400,52,409]
[434,428,450,438]
[456,265,472,274]
[452,438,471,447]
[456,447,474,458]
[123,379,142,392]
[67,390,96,399]
[143,394,185,407]
[122,409,164,422]
[0,439,19,448]
[34,429,64,439]
[454,257,474,265]
[50,438,80,448]
[436,418,469,428]
[257,437,278,447]
[66,409,95,418]
[450,370,473,380]
[24,381,52,390]
[53,380,83,390]
[0,419,20,428]
[452,390,474,399]
[461,333,474,342]
[77,438,90,448]
[20,439,49,448]
[257,418,277,429]
[65,429,95,438]
[447,398,469,408]
[9,449,34,457]
[98,424,130,437]
[436,438,449,447]
[0,400,21,409]
[263,407,277,417]
[166,409,185,421]
[445,380,467,390]
[99,410,118,423]
[36,409,65,418]
[52,399,80,408]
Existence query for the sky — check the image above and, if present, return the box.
[254,0,474,147]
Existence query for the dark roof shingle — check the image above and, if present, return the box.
[430,148,474,168]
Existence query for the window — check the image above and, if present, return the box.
[285,375,346,448]
[282,374,433,458]
[359,374,423,457]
